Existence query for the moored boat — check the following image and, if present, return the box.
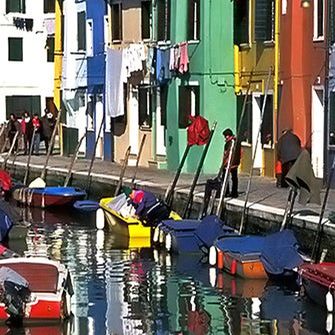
[209,230,304,280]
[155,215,236,254]
[98,197,181,244]
[12,187,86,208]
[0,257,73,321]
[299,263,335,311]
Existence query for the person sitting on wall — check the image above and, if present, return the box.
[128,189,170,226]
[277,128,302,188]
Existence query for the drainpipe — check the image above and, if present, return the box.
[273,0,280,148]
[234,45,241,94]
[54,0,63,155]
[152,0,157,161]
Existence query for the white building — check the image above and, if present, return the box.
[0,0,55,121]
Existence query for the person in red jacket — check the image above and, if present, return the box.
[32,114,41,155]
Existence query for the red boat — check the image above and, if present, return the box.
[299,263,335,311]
[0,257,73,321]
[12,186,86,208]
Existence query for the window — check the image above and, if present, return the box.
[178,85,199,128]
[234,0,249,45]
[6,0,25,13]
[314,0,324,40]
[46,37,54,62]
[138,86,152,128]
[260,95,273,146]
[77,11,86,51]
[187,0,200,41]
[237,94,252,143]
[255,0,275,42]
[8,38,23,62]
[44,0,55,13]
[86,19,93,57]
[112,3,122,42]
[157,0,170,41]
[141,0,151,40]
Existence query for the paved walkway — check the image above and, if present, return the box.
[2,153,335,235]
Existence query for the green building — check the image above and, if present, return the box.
[160,0,236,174]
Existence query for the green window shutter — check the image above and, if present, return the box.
[47,37,55,62]
[8,38,23,61]
[77,11,86,51]
[6,0,25,13]
[44,0,55,13]
[255,0,274,41]
[141,0,151,40]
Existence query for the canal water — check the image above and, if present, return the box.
[4,203,332,335]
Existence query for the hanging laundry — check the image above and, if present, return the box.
[169,47,175,71]
[105,48,125,118]
[174,46,180,71]
[179,42,189,74]
[44,18,55,35]
[156,48,171,85]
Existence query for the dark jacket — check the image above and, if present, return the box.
[223,136,241,169]
[277,130,301,164]
[41,116,52,140]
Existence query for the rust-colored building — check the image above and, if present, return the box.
[279,0,326,178]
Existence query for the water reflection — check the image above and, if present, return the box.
[3,204,331,334]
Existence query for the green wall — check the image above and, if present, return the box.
[165,0,236,174]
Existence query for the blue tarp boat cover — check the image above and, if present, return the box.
[73,200,100,212]
[31,187,86,197]
[0,208,13,241]
[260,230,304,275]
[216,229,304,275]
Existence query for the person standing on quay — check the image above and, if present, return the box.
[6,114,21,153]
[32,114,41,155]
[21,111,33,155]
[41,109,55,154]
[277,128,302,188]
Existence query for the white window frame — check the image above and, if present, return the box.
[103,15,109,52]
[313,0,324,41]
[86,19,93,57]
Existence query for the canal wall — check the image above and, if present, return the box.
[5,156,335,260]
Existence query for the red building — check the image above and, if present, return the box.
[279,0,326,178]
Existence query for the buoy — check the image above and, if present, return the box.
[209,267,217,288]
[153,227,160,243]
[165,233,172,251]
[327,290,334,313]
[96,208,105,230]
[217,251,224,270]
[209,246,217,266]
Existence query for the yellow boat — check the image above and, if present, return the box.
[98,197,181,247]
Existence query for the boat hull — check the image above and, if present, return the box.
[13,187,86,208]
[0,257,73,321]
[300,263,335,310]
[99,197,181,245]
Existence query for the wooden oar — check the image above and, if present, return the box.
[114,145,131,197]
[165,144,191,208]
[0,125,7,154]
[63,133,86,187]
[183,121,217,219]
[23,127,37,185]
[2,130,20,170]
[311,155,335,262]
[131,133,147,188]
[239,67,272,235]
[40,109,62,181]
[86,115,105,196]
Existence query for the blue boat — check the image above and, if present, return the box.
[12,186,87,208]
[155,215,236,254]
